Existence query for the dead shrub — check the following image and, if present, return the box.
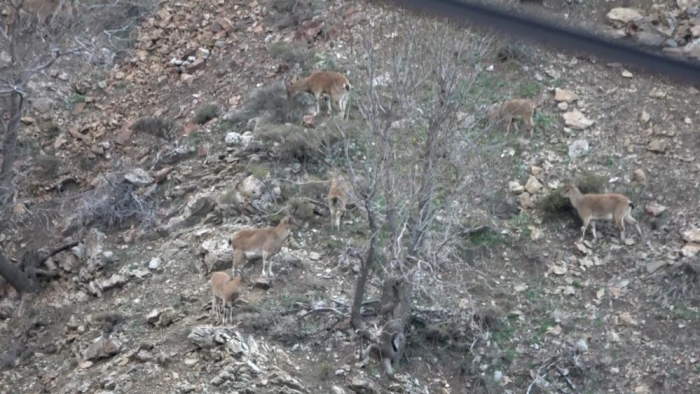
[268,41,317,72]
[131,117,175,140]
[33,155,61,179]
[287,197,316,222]
[64,173,158,232]
[244,84,306,124]
[264,0,323,29]
[246,163,270,179]
[657,261,700,302]
[254,122,331,163]
[192,103,219,125]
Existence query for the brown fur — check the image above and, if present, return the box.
[326,173,349,231]
[4,0,73,34]
[560,184,642,243]
[231,216,298,277]
[487,98,536,137]
[210,271,242,325]
[286,71,352,117]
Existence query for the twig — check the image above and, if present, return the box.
[555,366,578,393]
[300,307,346,318]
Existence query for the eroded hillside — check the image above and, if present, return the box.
[1,0,700,393]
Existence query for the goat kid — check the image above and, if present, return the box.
[231,215,298,277]
[560,184,642,243]
[326,173,349,231]
[487,98,536,137]
[210,270,242,325]
[286,71,351,118]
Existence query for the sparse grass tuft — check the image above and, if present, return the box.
[41,122,61,140]
[131,117,175,140]
[576,172,607,194]
[33,155,61,179]
[246,163,270,179]
[192,103,219,125]
[287,197,316,222]
[517,80,541,98]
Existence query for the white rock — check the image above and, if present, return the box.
[568,140,590,158]
[148,257,162,270]
[607,8,644,24]
[225,132,242,146]
[124,168,154,186]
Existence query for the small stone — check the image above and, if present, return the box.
[575,338,589,353]
[568,139,590,158]
[199,48,210,59]
[632,169,646,184]
[148,257,162,270]
[645,203,667,217]
[682,229,700,243]
[493,370,503,382]
[124,168,154,186]
[564,286,576,296]
[509,181,524,194]
[646,260,668,274]
[557,102,568,111]
[681,243,700,257]
[607,8,644,24]
[518,192,534,209]
[184,358,198,366]
[135,349,154,362]
[524,176,543,194]
[82,337,122,360]
[640,111,651,124]
[619,312,637,326]
[649,89,667,99]
[608,331,620,343]
[646,139,667,153]
[225,132,242,146]
[562,110,594,130]
[621,70,633,78]
[554,88,579,103]
[309,252,321,261]
[684,117,693,125]
[254,277,272,290]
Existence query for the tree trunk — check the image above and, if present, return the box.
[351,198,378,330]
[0,91,23,204]
[0,252,35,294]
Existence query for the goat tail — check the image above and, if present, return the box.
[330,196,340,208]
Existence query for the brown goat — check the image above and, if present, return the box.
[560,184,642,243]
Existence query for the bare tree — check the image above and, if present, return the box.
[339,10,499,376]
[0,0,84,291]
[0,0,83,204]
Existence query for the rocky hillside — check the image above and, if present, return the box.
[2,0,700,393]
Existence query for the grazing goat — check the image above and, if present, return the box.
[487,98,536,137]
[286,71,351,117]
[210,270,242,325]
[560,184,642,243]
[231,215,299,277]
